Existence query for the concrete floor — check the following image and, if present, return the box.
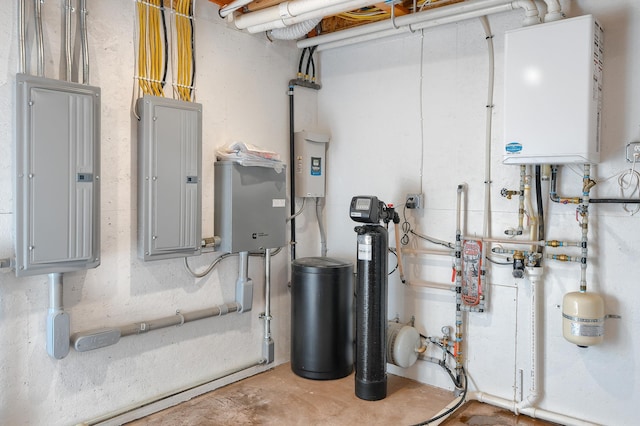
[128,364,556,425]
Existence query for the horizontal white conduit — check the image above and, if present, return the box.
[296,0,539,50]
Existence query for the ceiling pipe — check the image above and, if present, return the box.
[313,3,513,51]
[219,0,253,18]
[541,0,563,22]
[234,0,378,32]
[297,0,540,50]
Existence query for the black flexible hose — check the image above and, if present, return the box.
[305,46,317,77]
[298,48,307,74]
[160,0,168,88]
[535,165,544,260]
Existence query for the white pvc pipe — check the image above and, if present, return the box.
[236,0,376,32]
[315,4,512,51]
[298,0,539,49]
[402,247,453,257]
[468,392,597,426]
[517,266,543,412]
[542,0,563,22]
[219,0,253,18]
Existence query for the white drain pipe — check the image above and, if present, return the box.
[234,0,379,33]
[297,0,540,50]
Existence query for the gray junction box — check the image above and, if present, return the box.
[14,74,101,276]
[214,161,286,253]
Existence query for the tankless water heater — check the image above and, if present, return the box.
[503,15,603,165]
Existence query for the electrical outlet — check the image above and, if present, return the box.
[406,193,423,209]
[626,141,640,163]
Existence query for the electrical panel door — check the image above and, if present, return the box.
[15,74,101,277]
[137,95,202,261]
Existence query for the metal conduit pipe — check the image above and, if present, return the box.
[298,0,539,50]
[18,0,26,73]
[79,0,89,84]
[65,0,72,81]
[47,273,71,359]
[120,303,239,337]
[34,0,45,76]
[71,302,239,352]
[262,249,274,364]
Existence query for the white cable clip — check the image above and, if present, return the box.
[175,310,185,326]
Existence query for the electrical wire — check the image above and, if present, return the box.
[286,197,306,222]
[410,230,454,249]
[388,248,399,275]
[183,247,282,278]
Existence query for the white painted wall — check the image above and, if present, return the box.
[2,0,639,424]
[0,1,298,424]
[315,1,638,425]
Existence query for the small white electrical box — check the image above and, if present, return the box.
[503,15,603,165]
[295,131,329,198]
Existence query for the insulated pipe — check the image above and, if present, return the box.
[18,0,26,73]
[64,0,72,81]
[235,0,373,31]
[541,0,563,22]
[468,392,597,426]
[47,273,70,359]
[298,0,539,50]
[79,0,89,84]
[34,0,45,76]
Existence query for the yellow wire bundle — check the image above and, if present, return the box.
[136,0,165,97]
[175,0,194,102]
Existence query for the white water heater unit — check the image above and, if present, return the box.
[503,15,603,165]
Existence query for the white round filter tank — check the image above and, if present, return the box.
[562,291,605,347]
[387,322,422,368]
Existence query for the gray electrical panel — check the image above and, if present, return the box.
[214,161,286,253]
[15,74,101,277]
[137,95,202,261]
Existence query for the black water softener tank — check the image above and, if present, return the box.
[291,257,353,380]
